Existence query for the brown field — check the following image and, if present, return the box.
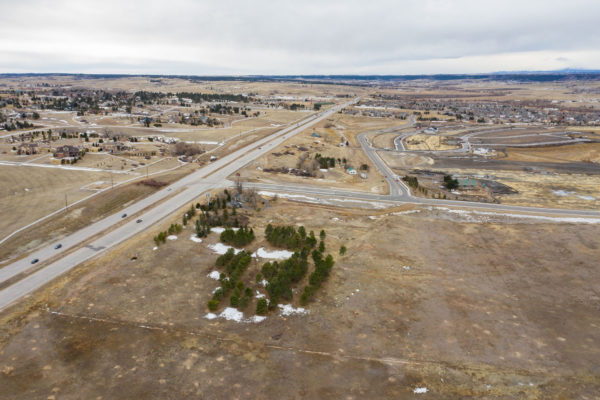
[0,166,194,265]
[501,142,600,164]
[1,198,599,398]
[0,165,131,238]
[404,134,460,151]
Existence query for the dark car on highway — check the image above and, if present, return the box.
[31,258,39,264]
[121,213,127,218]
[55,244,62,249]
[136,219,143,223]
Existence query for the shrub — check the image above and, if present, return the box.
[256,298,268,315]
[207,299,219,311]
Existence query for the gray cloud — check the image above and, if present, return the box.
[0,0,599,74]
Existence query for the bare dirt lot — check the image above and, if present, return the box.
[1,199,599,399]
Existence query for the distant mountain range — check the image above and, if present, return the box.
[1,70,600,84]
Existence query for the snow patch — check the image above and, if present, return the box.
[211,227,238,234]
[167,235,178,240]
[260,279,268,287]
[577,195,595,201]
[219,307,244,322]
[552,189,574,197]
[152,246,158,251]
[208,243,243,255]
[278,304,308,316]
[212,286,222,294]
[433,207,600,224]
[207,271,221,280]
[190,235,203,243]
[204,308,267,323]
[413,387,428,394]
[252,247,294,260]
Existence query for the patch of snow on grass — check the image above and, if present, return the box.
[152,246,158,251]
[190,235,202,243]
[219,307,244,322]
[260,279,268,287]
[251,315,267,323]
[278,304,308,316]
[577,195,595,201]
[204,308,267,323]
[252,247,294,260]
[391,210,421,216]
[255,292,266,299]
[552,189,574,196]
[212,286,222,293]
[207,271,221,280]
[434,207,600,224]
[211,227,238,234]
[208,243,242,255]
[413,387,428,394]
[167,235,178,240]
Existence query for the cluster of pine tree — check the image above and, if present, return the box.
[300,251,335,305]
[264,224,317,250]
[208,249,253,311]
[220,226,255,247]
[262,249,310,307]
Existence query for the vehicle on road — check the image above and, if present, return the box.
[121,213,127,218]
[136,219,143,223]
[31,258,39,264]
[55,244,62,249]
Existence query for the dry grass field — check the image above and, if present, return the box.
[1,198,599,398]
[404,134,460,151]
[501,142,600,164]
[0,165,131,238]
[0,166,194,265]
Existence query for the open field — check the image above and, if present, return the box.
[437,167,599,210]
[1,198,599,398]
[0,165,131,237]
[500,142,600,163]
[0,166,194,265]
[404,134,460,151]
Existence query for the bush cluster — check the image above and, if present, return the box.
[153,223,182,246]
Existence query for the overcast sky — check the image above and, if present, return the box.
[1,0,599,75]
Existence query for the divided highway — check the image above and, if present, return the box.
[0,99,358,311]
